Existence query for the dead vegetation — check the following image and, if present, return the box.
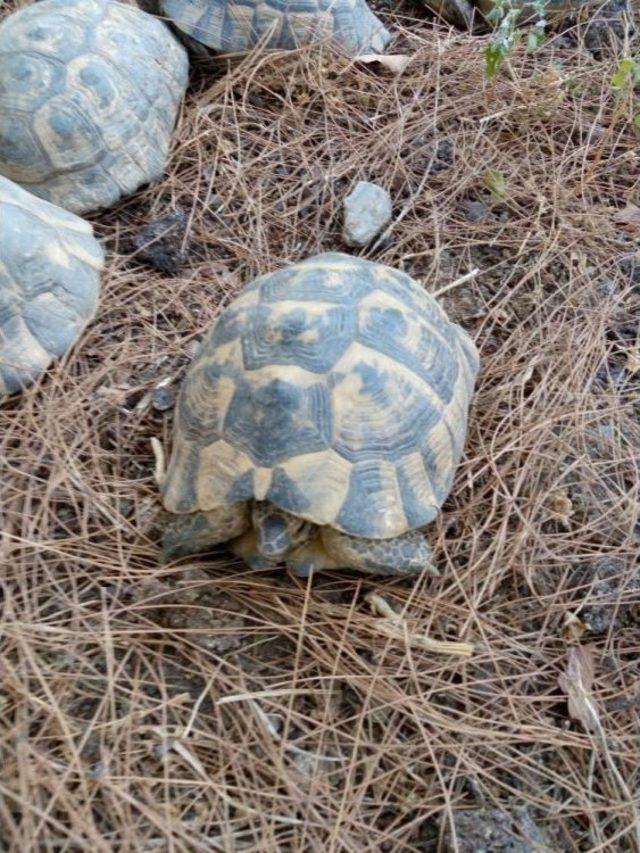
[1,2,639,849]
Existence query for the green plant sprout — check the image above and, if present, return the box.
[610,56,640,128]
[610,57,639,89]
[484,0,548,80]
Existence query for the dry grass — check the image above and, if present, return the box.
[1,2,640,850]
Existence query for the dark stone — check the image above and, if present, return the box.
[570,557,640,634]
[462,200,489,223]
[582,0,634,57]
[617,255,640,289]
[132,209,189,275]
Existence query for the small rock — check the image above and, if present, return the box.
[342,181,392,247]
[132,209,189,275]
[152,386,176,412]
[617,255,640,288]
[570,558,640,634]
[462,200,488,223]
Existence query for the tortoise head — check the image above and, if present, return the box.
[251,502,314,559]
[162,503,250,561]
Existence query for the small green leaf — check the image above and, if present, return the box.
[527,29,544,50]
[618,57,638,74]
[611,57,639,88]
[633,113,640,128]
[611,70,627,88]
[484,44,506,80]
[484,169,508,200]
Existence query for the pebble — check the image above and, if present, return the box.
[152,386,176,412]
[462,200,488,223]
[342,181,392,247]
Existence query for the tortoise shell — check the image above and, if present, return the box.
[0,0,189,214]
[0,176,104,397]
[160,0,391,56]
[162,253,479,539]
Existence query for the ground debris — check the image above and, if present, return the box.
[558,644,600,732]
[131,208,190,275]
[365,591,474,656]
[445,807,549,853]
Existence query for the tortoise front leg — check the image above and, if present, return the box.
[320,528,440,578]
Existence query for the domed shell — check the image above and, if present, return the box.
[0,0,189,214]
[0,176,104,397]
[163,253,479,539]
[160,0,390,56]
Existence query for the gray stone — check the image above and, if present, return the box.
[444,808,548,853]
[342,181,392,247]
[462,200,489,223]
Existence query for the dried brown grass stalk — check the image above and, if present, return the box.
[1,2,639,849]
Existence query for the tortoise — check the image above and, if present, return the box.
[0,176,104,398]
[0,0,189,215]
[160,253,479,577]
[159,0,391,56]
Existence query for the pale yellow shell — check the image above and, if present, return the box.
[163,254,479,539]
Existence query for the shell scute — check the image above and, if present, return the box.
[336,459,405,538]
[0,53,66,113]
[223,372,332,466]
[357,302,460,403]
[265,467,314,516]
[329,350,442,464]
[258,259,370,305]
[226,469,255,503]
[0,115,50,184]
[242,302,356,373]
[395,452,439,529]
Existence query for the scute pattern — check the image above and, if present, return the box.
[223,371,333,465]
[0,176,104,397]
[161,0,390,56]
[242,302,356,372]
[0,0,189,214]
[163,253,479,539]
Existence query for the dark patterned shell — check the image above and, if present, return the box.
[160,0,390,56]
[163,253,479,539]
[0,176,104,397]
[0,0,189,214]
